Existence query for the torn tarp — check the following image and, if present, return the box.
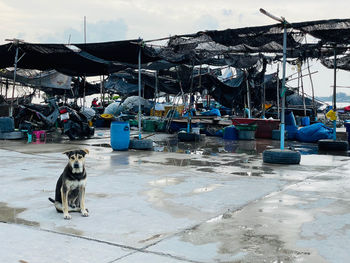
[0,69,71,90]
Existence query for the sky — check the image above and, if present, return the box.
[1,0,350,98]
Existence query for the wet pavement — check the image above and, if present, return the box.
[1,128,350,262]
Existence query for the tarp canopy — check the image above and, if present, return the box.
[321,54,350,71]
[1,18,350,76]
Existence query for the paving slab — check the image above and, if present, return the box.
[0,138,350,262]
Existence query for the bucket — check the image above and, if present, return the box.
[223,126,238,140]
[110,121,130,151]
[301,116,310,126]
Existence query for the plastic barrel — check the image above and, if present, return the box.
[110,121,130,151]
[223,126,238,140]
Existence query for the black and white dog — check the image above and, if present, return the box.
[49,149,89,220]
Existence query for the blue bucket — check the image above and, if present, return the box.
[110,121,130,151]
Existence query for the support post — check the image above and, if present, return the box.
[280,21,287,150]
[276,65,280,119]
[262,82,266,119]
[138,42,142,140]
[245,71,251,118]
[332,47,337,140]
[10,43,19,117]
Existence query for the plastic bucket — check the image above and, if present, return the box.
[110,121,130,151]
[223,126,238,140]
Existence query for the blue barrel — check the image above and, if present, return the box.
[223,126,238,140]
[110,121,130,151]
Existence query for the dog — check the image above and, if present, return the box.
[49,149,89,220]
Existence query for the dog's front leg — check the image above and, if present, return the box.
[79,186,89,217]
[61,186,71,220]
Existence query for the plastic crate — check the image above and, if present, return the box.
[235,124,257,131]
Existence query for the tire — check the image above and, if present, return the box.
[129,138,153,150]
[318,139,348,151]
[263,148,301,164]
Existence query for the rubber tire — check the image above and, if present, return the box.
[318,139,348,151]
[129,138,153,150]
[263,148,301,164]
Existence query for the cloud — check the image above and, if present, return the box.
[194,15,219,32]
[39,19,128,43]
[222,9,233,16]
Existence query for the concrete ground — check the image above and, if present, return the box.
[0,129,350,263]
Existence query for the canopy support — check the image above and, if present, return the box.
[280,20,288,150]
[332,46,337,140]
[9,43,19,117]
[138,42,142,140]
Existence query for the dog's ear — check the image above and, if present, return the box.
[63,150,73,158]
[80,149,89,156]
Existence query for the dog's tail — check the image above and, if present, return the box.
[48,197,55,204]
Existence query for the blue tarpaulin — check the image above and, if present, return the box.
[296,123,333,142]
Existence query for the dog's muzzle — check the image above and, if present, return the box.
[73,162,80,169]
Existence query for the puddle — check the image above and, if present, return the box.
[149,177,184,186]
[139,234,163,244]
[0,202,39,227]
[56,226,84,236]
[197,168,215,173]
[231,171,263,177]
[87,193,109,198]
[91,143,111,148]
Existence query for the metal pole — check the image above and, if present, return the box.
[138,44,142,140]
[300,68,307,116]
[155,71,158,103]
[10,44,19,117]
[245,71,251,118]
[262,82,266,119]
[276,65,280,119]
[333,47,337,140]
[280,21,287,150]
[306,59,316,119]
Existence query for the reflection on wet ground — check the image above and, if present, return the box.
[0,202,39,227]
